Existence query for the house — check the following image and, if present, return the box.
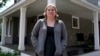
[0,0,100,56]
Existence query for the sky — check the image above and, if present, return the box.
[0,0,2,3]
[98,0,100,7]
[0,0,14,13]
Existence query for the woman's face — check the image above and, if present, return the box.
[46,6,56,18]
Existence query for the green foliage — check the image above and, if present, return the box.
[13,50,20,56]
[0,0,8,8]
[0,48,2,52]
[0,47,20,56]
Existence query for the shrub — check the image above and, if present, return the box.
[0,48,20,56]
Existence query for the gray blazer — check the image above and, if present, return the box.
[31,19,67,56]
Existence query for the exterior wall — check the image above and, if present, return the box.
[58,12,93,46]
[5,19,13,44]
[25,13,93,46]
[26,16,37,45]
[6,16,37,45]
[9,13,93,46]
[12,17,19,44]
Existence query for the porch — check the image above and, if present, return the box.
[0,0,100,56]
[2,44,94,56]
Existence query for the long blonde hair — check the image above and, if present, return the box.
[43,4,59,18]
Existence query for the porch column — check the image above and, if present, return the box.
[47,0,56,5]
[93,11,100,50]
[8,18,12,37]
[1,17,7,45]
[6,18,13,44]
[18,7,27,51]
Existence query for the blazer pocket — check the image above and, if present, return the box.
[54,50,62,56]
[36,43,44,55]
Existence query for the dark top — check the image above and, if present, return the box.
[44,26,55,56]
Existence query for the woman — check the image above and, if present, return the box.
[31,4,67,56]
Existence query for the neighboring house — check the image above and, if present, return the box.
[0,0,100,56]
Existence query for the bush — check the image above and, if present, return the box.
[0,48,20,56]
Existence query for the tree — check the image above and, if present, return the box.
[0,0,8,8]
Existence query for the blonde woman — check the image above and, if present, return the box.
[31,4,68,56]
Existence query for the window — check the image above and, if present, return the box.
[72,16,80,29]
[37,14,45,20]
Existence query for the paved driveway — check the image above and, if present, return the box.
[79,51,100,56]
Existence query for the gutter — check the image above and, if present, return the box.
[0,0,36,18]
[70,0,100,12]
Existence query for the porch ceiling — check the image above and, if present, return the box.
[57,0,93,19]
[9,0,100,20]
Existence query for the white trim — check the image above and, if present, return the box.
[0,0,36,17]
[18,7,27,51]
[98,1,100,7]
[72,16,80,29]
[48,0,56,5]
[70,0,100,12]
[7,18,13,38]
[8,18,11,37]
[0,0,25,17]
[1,17,7,45]
[93,12,100,50]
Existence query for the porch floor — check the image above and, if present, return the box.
[78,50,100,56]
[4,44,35,56]
[3,44,95,56]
